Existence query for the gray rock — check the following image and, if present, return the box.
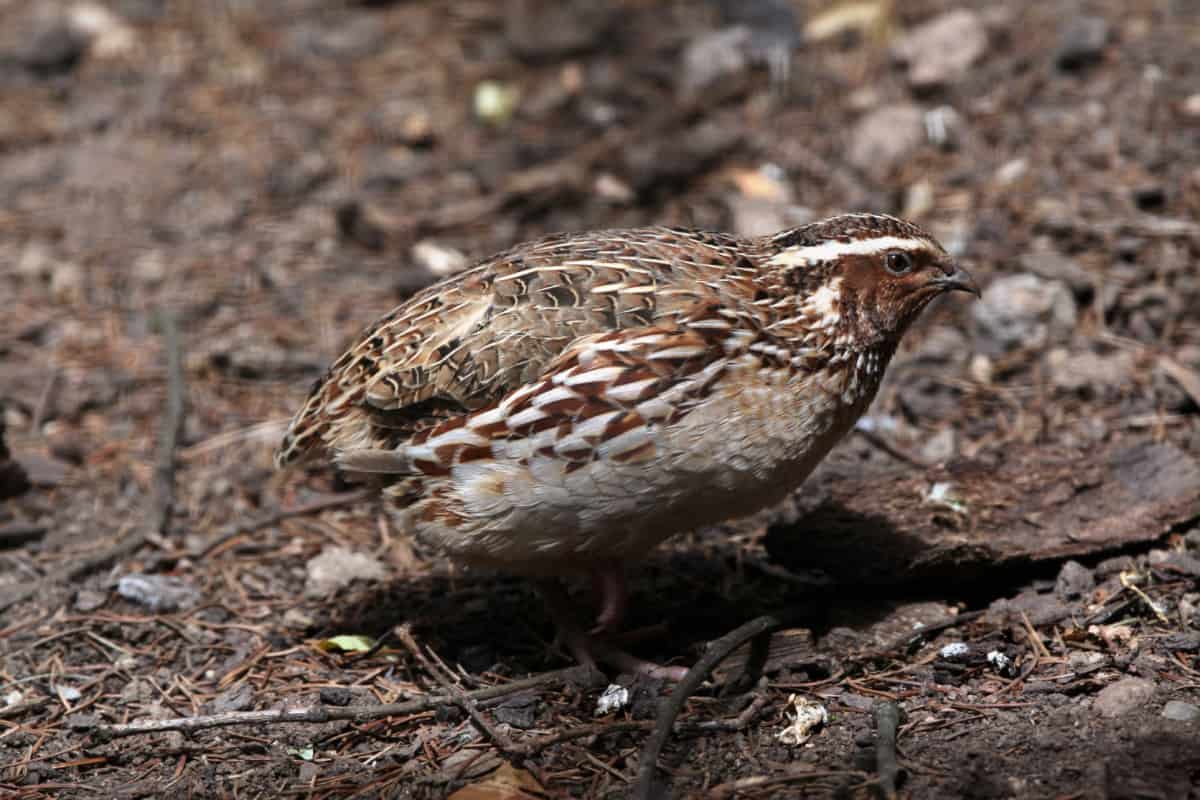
[680,26,752,96]
[120,678,155,704]
[847,104,926,179]
[920,427,957,464]
[1186,527,1200,551]
[714,0,800,87]
[728,196,814,239]
[0,9,88,77]
[1094,677,1155,718]
[206,683,254,714]
[287,16,385,61]
[1162,632,1200,653]
[1096,555,1136,578]
[495,693,539,729]
[16,452,72,488]
[1019,241,1094,295]
[266,151,332,200]
[304,546,388,599]
[908,326,971,366]
[1056,17,1108,71]
[1161,700,1200,723]
[506,0,612,60]
[1045,348,1135,397]
[66,713,100,731]
[1160,551,1200,578]
[893,10,988,89]
[25,24,88,75]
[1054,560,1095,600]
[989,591,1071,626]
[971,273,1077,356]
[74,588,107,612]
[117,573,201,613]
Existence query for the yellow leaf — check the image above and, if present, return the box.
[805,2,890,42]
[315,635,375,653]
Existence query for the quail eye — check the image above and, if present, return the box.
[884,251,914,275]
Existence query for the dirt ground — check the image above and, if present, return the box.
[3,1,1200,797]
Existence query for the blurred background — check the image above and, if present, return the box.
[2,1,1200,796]
[3,0,1198,482]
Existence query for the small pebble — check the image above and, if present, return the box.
[939,642,971,660]
[595,684,630,716]
[74,588,107,612]
[1056,16,1108,70]
[971,273,1076,356]
[1054,560,1096,600]
[1094,677,1155,718]
[986,650,1014,675]
[847,104,926,180]
[1161,700,1200,723]
[117,573,201,612]
[892,10,988,89]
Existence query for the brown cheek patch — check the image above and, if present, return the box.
[838,254,879,293]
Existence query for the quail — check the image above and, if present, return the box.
[276,214,979,678]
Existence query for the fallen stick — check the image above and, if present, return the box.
[90,666,592,742]
[632,614,782,800]
[873,700,902,799]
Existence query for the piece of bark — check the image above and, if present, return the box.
[713,627,832,683]
[766,440,1200,584]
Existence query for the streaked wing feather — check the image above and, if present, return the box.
[275,227,760,467]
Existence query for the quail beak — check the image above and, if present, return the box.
[931,264,981,298]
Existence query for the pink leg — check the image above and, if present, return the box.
[537,580,688,681]
[590,564,628,634]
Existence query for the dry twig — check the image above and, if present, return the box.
[91,666,592,742]
[633,614,782,800]
[873,700,903,799]
[709,768,873,799]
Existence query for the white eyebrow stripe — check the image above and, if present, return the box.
[766,236,934,267]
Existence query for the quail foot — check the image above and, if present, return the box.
[276,214,979,678]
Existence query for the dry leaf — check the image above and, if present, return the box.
[447,763,547,800]
[805,1,890,42]
[725,166,790,202]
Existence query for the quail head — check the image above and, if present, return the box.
[277,213,979,678]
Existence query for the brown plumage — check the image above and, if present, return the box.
[276,213,978,677]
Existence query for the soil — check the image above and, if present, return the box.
[2,1,1200,798]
